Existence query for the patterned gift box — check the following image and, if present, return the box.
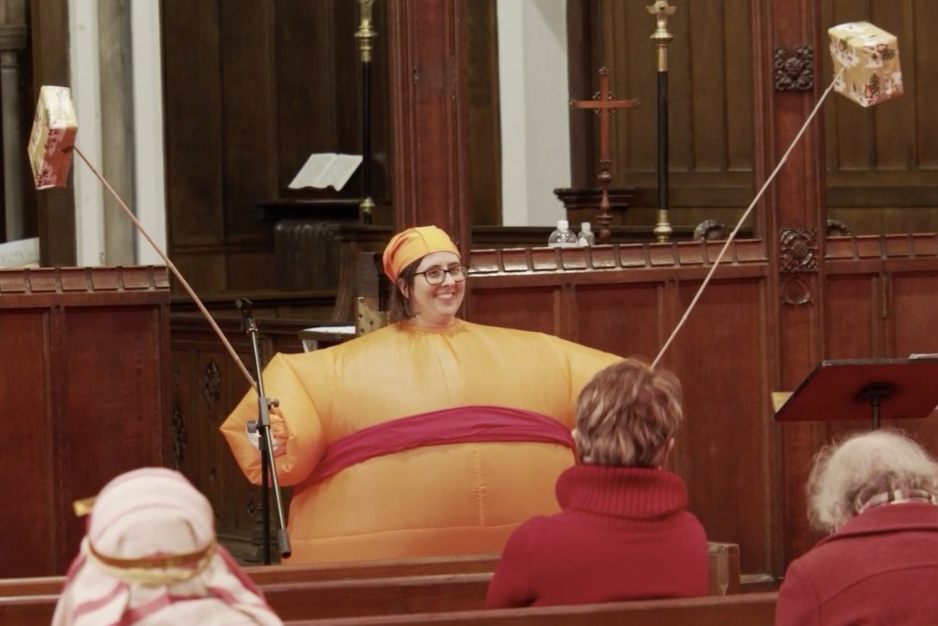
[829,21,902,108]
[27,85,78,190]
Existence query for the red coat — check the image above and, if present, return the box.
[776,502,938,626]
[485,465,709,608]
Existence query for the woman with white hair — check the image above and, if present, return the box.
[53,467,283,626]
[776,429,938,626]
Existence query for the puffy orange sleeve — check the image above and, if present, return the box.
[546,335,623,426]
[220,352,328,487]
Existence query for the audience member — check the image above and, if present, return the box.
[52,467,283,625]
[485,358,708,607]
[776,430,938,626]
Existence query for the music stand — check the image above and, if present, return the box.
[774,358,938,429]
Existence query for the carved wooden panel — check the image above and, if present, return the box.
[171,314,306,562]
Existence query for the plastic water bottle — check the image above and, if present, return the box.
[577,222,596,247]
[547,220,578,248]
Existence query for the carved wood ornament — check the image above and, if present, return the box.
[774,46,814,91]
[779,227,818,306]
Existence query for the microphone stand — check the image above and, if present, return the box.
[237,299,291,563]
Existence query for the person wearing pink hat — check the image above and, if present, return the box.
[222,225,622,564]
[53,467,283,626]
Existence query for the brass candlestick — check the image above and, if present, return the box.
[355,0,377,224]
[354,0,377,63]
[648,0,675,242]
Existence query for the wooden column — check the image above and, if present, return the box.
[386,0,471,253]
[753,0,828,571]
[29,0,76,266]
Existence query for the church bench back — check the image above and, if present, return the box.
[284,592,779,626]
[0,563,748,626]
[266,573,491,621]
[0,574,490,626]
[0,554,500,597]
[0,588,777,626]
[0,541,740,597]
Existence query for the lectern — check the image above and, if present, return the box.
[774,358,938,429]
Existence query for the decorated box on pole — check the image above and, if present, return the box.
[829,22,902,108]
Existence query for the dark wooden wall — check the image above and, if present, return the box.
[822,1,938,233]
[159,0,502,296]
[160,0,391,295]
[575,0,938,236]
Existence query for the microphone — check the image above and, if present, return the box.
[236,298,256,332]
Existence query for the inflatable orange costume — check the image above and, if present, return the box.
[221,227,620,563]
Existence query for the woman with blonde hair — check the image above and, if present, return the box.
[222,225,622,564]
[486,358,708,607]
[776,429,938,626]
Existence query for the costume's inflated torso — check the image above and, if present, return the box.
[221,319,620,563]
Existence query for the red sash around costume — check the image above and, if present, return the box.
[309,405,575,483]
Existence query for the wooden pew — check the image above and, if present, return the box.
[0,542,741,596]
[0,553,501,597]
[0,574,491,624]
[0,542,744,624]
[0,587,776,626]
[283,592,779,626]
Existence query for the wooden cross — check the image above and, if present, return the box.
[570,67,638,241]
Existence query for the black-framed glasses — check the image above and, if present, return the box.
[414,265,469,285]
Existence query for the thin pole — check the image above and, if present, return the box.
[356,0,377,224]
[70,146,257,390]
[652,69,846,369]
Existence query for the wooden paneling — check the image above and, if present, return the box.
[820,1,938,234]
[57,306,169,563]
[220,1,277,243]
[669,278,770,575]
[580,0,754,220]
[468,287,558,336]
[465,0,502,226]
[0,310,54,575]
[574,283,663,358]
[387,0,471,245]
[0,267,170,577]
[825,274,882,359]
[161,0,224,250]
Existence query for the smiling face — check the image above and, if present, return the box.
[399,251,466,328]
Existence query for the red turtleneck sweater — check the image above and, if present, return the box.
[485,464,709,608]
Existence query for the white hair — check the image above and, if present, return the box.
[808,430,938,533]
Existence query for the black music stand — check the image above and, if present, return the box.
[774,358,938,429]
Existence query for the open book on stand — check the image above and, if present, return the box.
[289,153,362,191]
